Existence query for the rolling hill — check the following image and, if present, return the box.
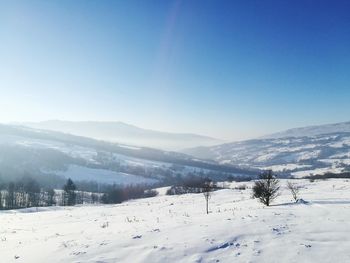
[0,124,254,187]
[185,122,350,177]
[262,121,350,139]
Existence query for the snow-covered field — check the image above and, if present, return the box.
[1,179,350,262]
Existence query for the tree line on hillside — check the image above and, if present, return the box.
[0,168,308,212]
[304,171,350,180]
[166,175,220,195]
[0,177,158,210]
[0,177,96,209]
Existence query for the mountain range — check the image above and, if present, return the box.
[21,120,223,151]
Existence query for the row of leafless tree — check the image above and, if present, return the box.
[0,170,302,211]
[0,174,163,210]
[0,178,101,210]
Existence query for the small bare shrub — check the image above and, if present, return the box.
[287,181,300,202]
[203,180,214,214]
[252,170,280,206]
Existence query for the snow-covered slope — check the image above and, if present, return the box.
[0,124,253,185]
[21,120,223,151]
[1,179,350,262]
[262,121,350,139]
[185,132,350,177]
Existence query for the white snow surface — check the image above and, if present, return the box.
[291,167,345,178]
[1,179,350,262]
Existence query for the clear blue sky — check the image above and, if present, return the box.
[1,0,349,140]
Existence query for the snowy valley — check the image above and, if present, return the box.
[0,124,254,188]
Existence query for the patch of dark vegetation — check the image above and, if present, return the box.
[304,171,350,180]
[226,175,253,182]
[0,176,158,210]
[166,176,221,195]
[234,184,247,190]
[101,185,158,204]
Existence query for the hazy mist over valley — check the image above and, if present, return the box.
[21,120,224,151]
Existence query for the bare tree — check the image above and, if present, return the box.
[0,189,2,210]
[91,193,98,204]
[287,181,300,202]
[24,178,40,207]
[202,180,214,214]
[253,170,280,206]
[6,182,16,209]
[47,189,56,206]
[63,178,77,206]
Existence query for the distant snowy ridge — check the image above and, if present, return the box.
[185,121,350,177]
[262,121,350,139]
